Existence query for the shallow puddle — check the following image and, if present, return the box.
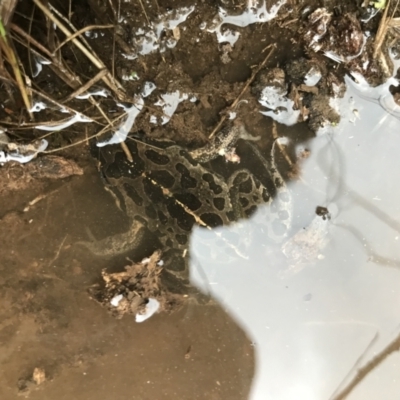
[2,83,400,400]
[1,0,400,399]
[0,165,254,399]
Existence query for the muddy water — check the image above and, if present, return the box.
[1,90,400,400]
[0,164,254,399]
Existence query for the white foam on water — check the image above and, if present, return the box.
[135,298,160,323]
[142,82,156,98]
[110,294,123,307]
[32,54,51,78]
[129,6,195,58]
[29,101,47,113]
[304,67,322,86]
[259,85,300,126]
[153,91,188,125]
[207,0,286,46]
[323,35,367,63]
[0,139,48,164]
[76,88,109,99]
[344,51,400,118]
[35,113,92,131]
[97,98,144,147]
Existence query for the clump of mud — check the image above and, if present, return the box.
[88,250,185,319]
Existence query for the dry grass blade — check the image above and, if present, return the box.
[11,24,82,89]
[389,16,400,26]
[32,0,125,100]
[30,87,101,126]
[11,23,52,58]
[373,0,392,59]
[0,19,32,118]
[43,112,127,153]
[62,69,108,102]
[137,0,150,25]
[331,331,400,400]
[52,24,114,54]
[0,0,17,26]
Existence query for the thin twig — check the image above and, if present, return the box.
[0,19,33,118]
[62,68,108,102]
[208,44,275,139]
[331,331,400,400]
[272,121,293,167]
[120,141,133,162]
[11,28,82,89]
[49,2,103,60]
[30,87,100,125]
[13,26,112,126]
[52,24,114,54]
[32,0,124,98]
[137,0,150,25]
[373,0,392,59]
[68,0,72,20]
[11,23,53,57]
[47,235,68,268]
[330,333,379,400]
[107,0,117,18]
[112,26,116,79]
[43,112,126,153]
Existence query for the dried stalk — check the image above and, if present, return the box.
[32,0,124,99]
[0,19,32,118]
[52,24,113,54]
[373,0,392,59]
[62,69,108,102]
[331,332,400,400]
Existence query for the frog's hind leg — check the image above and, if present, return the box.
[75,219,146,257]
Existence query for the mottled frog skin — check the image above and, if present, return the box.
[78,121,292,280]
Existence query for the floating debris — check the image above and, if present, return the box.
[281,210,331,276]
[29,101,47,113]
[88,250,184,320]
[304,67,322,86]
[32,368,46,385]
[345,52,400,118]
[17,367,46,395]
[305,9,366,64]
